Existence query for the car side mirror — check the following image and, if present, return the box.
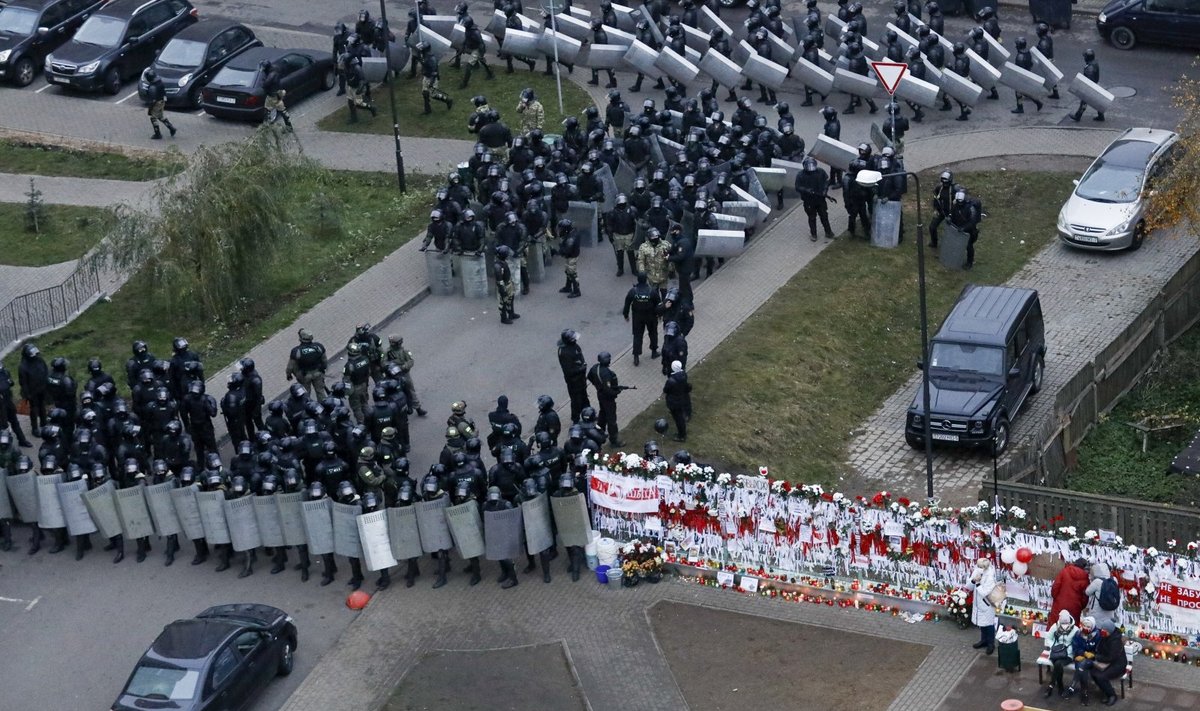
[127,34,140,45]
[37,26,49,36]
[1072,179,1080,186]
[1008,366,1021,378]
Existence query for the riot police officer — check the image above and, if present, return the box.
[417,42,455,114]
[587,352,626,447]
[797,157,834,241]
[949,186,983,269]
[532,395,561,446]
[18,343,49,434]
[623,273,660,366]
[287,329,328,399]
[143,69,177,140]
[1012,37,1044,113]
[1069,49,1103,122]
[929,170,953,248]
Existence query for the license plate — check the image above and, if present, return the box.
[48,75,66,83]
[1075,234,1099,244]
[932,433,959,442]
[216,96,236,104]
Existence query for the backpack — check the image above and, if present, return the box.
[1098,577,1120,611]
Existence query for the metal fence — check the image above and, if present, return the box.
[0,260,101,353]
[982,479,1200,547]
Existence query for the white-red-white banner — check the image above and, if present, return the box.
[588,468,662,514]
[1157,580,1200,628]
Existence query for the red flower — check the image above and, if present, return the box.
[821,492,834,502]
[898,497,911,507]
[871,493,885,506]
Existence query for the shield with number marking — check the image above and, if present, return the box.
[144,480,181,536]
[357,510,397,571]
[550,492,590,547]
[171,484,205,541]
[301,497,334,555]
[82,480,121,538]
[56,478,96,536]
[36,474,65,529]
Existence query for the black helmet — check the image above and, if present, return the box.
[144,68,157,82]
[821,105,837,120]
[1036,22,1049,36]
[653,418,669,435]
[940,170,954,183]
[953,42,966,55]
[560,328,577,344]
[969,27,984,40]
[309,480,326,499]
[1083,48,1095,62]
[580,406,596,423]
[1015,36,1028,50]
[557,218,573,234]
[607,89,621,102]
[597,351,611,366]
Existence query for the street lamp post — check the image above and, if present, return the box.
[379,0,406,192]
[855,168,933,502]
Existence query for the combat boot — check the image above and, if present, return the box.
[75,534,89,560]
[432,554,449,588]
[615,252,625,277]
[405,558,420,587]
[569,279,581,298]
[940,97,952,111]
[348,100,359,123]
[28,527,41,555]
[1012,102,1024,114]
[112,535,125,564]
[913,108,925,122]
[192,538,209,565]
[630,74,643,92]
[988,87,999,100]
[524,553,538,574]
[151,127,162,140]
[1068,108,1082,121]
[1033,98,1044,111]
[348,557,364,588]
[544,58,554,75]
[1094,112,1105,122]
[558,276,572,293]
[484,64,494,80]
[520,266,530,294]
[589,69,600,85]
[164,534,179,566]
[606,71,617,88]
[423,95,433,114]
[238,549,256,578]
[525,58,537,71]
[369,102,378,117]
[956,107,971,121]
[501,308,513,325]
[442,95,454,111]
[459,65,473,88]
[135,536,150,563]
[1050,88,1060,99]
[541,551,552,583]
[500,561,518,588]
[467,557,481,586]
[215,544,231,572]
[271,547,287,574]
[654,78,665,90]
[866,99,878,114]
[166,121,176,137]
[506,57,516,74]
[376,569,391,589]
[570,548,582,581]
[0,520,12,551]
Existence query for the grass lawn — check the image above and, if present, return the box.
[625,170,1075,485]
[0,203,111,266]
[4,170,438,392]
[1067,324,1200,506]
[0,140,182,181]
[316,66,595,139]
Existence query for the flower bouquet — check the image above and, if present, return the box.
[621,539,666,586]
[946,587,973,629]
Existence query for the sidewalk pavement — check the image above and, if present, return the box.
[0,171,156,208]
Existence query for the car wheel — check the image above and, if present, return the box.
[1110,26,1136,50]
[103,66,121,95]
[1031,356,1045,394]
[277,639,294,676]
[186,84,202,109]
[992,417,1010,455]
[905,432,922,449]
[13,56,36,87]
[321,67,336,91]
[1127,221,1145,252]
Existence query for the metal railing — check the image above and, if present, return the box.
[0,259,101,353]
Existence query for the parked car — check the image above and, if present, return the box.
[1097,0,1200,50]
[0,0,104,86]
[201,46,334,121]
[111,603,297,711]
[905,285,1045,455]
[137,19,259,108]
[44,0,196,94]
[1056,127,1179,252]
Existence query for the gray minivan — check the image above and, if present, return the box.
[905,285,1046,454]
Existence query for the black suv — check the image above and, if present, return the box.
[137,20,260,108]
[44,0,196,94]
[0,0,105,86]
[905,285,1046,454]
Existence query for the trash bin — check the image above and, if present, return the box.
[997,639,1021,672]
[1029,0,1072,29]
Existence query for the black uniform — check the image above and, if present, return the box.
[557,336,590,423]
[586,361,624,447]
[663,366,693,441]
[796,165,834,240]
[17,347,49,433]
[929,178,953,247]
[949,193,983,267]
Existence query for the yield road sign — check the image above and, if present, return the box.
[871,61,908,95]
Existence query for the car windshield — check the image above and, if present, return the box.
[0,7,39,35]
[929,342,1004,376]
[1075,140,1157,204]
[157,39,206,67]
[212,66,258,87]
[124,664,201,702]
[72,15,127,48]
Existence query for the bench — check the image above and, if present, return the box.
[1035,643,1139,698]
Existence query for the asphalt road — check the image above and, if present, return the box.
[0,526,357,711]
[0,2,1193,711]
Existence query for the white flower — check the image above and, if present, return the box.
[1059,526,1077,537]
[833,492,845,503]
[621,453,643,469]
[1167,539,1178,548]
[1010,507,1027,519]
[890,502,900,512]
[716,473,732,485]
[1128,545,1139,555]
[1147,547,1159,557]
[771,480,786,492]
[1084,530,1098,540]
[977,501,990,510]
[703,466,715,475]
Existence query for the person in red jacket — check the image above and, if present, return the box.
[1049,557,1091,626]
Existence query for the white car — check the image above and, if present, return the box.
[1056,127,1179,252]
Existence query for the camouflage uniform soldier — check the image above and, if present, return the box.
[286,329,328,399]
[345,61,378,123]
[557,218,582,298]
[143,70,177,140]
[458,17,494,88]
[344,343,373,422]
[418,42,455,114]
[494,245,519,324]
[636,228,672,296]
[384,335,427,417]
[260,60,294,131]
[517,88,545,133]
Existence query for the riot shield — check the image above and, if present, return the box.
[871,198,903,248]
[361,56,388,83]
[681,24,709,53]
[484,506,524,561]
[1031,48,1063,90]
[636,4,664,44]
[698,51,743,90]
[742,53,787,90]
[486,9,507,37]
[549,492,590,547]
[623,40,662,78]
[115,484,154,540]
[422,14,457,36]
[732,39,753,65]
[696,229,747,258]
[7,471,36,523]
[275,491,307,546]
[719,201,760,229]
[966,48,1000,89]
[145,480,181,537]
[1068,73,1114,113]
[999,61,1048,98]
[886,22,920,53]
[771,158,805,197]
[601,25,635,47]
[940,69,983,106]
[983,33,1009,67]
[357,510,397,571]
[833,67,878,99]
[196,489,231,545]
[171,484,205,541]
[415,496,453,553]
[567,201,599,247]
[711,213,748,234]
[0,470,10,520]
[254,495,285,547]
[700,5,733,37]
[425,249,457,296]
[501,28,540,57]
[940,224,970,270]
[754,167,787,194]
[301,496,334,555]
[525,237,547,283]
[825,13,847,40]
[387,506,424,560]
[388,41,410,73]
[895,73,940,108]
[522,494,554,555]
[82,480,121,539]
[56,478,96,536]
[445,500,485,559]
[595,163,619,210]
[655,47,700,86]
[417,26,453,57]
[790,56,835,96]
[224,495,261,552]
[37,474,65,529]
[459,253,489,298]
[731,183,771,225]
[554,13,591,41]
[579,43,626,69]
[332,501,363,559]
[538,28,582,64]
[766,31,795,66]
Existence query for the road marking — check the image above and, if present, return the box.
[114,90,139,104]
[36,83,53,93]
[195,109,205,116]
[0,595,41,611]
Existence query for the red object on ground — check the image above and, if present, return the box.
[346,590,371,610]
[1000,700,1024,711]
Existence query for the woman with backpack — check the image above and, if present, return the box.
[1085,562,1122,627]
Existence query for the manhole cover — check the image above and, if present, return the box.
[1109,86,1136,99]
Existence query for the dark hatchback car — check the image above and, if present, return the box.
[137,19,259,108]
[0,0,105,86]
[1097,0,1200,50]
[112,603,297,711]
[44,0,196,94]
[201,46,334,121]
[905,285,1046,455]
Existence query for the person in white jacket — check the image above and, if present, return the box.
[970,558,998,654]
